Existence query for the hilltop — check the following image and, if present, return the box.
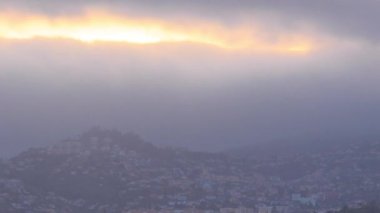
[0,128,380,212]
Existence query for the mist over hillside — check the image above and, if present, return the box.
[0,128,379,212]
[2,1,380,212]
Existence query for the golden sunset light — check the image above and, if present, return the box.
[0,10,313,53]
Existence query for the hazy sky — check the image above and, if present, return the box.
[1,0,380,156]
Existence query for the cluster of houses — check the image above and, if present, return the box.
[0,129,379,212]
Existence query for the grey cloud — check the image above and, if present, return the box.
[1,40,380,157]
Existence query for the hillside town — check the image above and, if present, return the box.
[0,128,379,213]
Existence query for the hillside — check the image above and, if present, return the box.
[1,129,380,212]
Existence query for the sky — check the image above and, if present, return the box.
[1,0,380,157]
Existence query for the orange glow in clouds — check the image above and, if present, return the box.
[0,10,313,53]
